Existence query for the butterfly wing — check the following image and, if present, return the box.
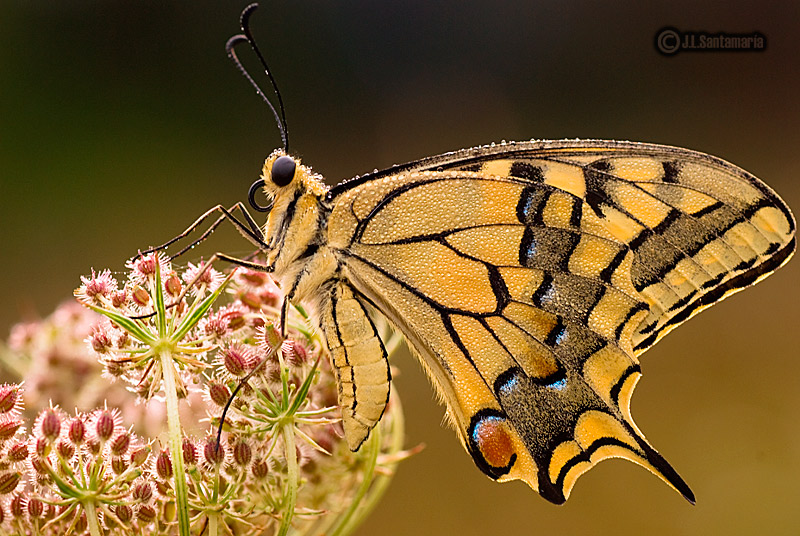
[323,139,795,503]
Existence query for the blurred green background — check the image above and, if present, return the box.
[1,2,798,534]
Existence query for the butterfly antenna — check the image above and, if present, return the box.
[226,3,290,152]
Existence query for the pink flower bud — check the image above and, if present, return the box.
[223,344,254,378]
[252,458,269,480]
[27,497,43,518]
[262,322,283,350]
[284,340,308,367]
[111,289,129,308]
[226,307,247,330]
[155,451,172,479]
[0,419,23,440]
[68,418,86,445]
[114,504,133,523]
[165,273,182,297]
[204,315,228,338]
[0,385,21,414]
[232,441,252,467]
[87,438,101,455]
[240,270,268,285]
[133,482,153,502]
[56,440,75,460]
[259,286,280,307]
[137,505,156,524]
[79,269,117,302]
[90,328,112,353]
[9,494,24,517]
[0,473,21,495]
[132,286,150,307]
[38,409,61,440]
[134,255,158,277]
[203,439,225,466]
[35,438,48,457]
[94,410,116,441]
[110,432,131,456]
[7,443,28,463]
[182,438,197,466]
[111,456,127,475]
[130,446,150,467]
[30,456,49,475]
[239,291,261,310]
[208,382,231,407]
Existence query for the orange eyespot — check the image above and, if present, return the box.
[468,410,517,479]
[474,417,515,468]
[271,155,296,186]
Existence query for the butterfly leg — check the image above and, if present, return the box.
[129,250,271,322]
[320,282,391,451]
[142,202,267,261]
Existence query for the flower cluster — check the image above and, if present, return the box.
[0,252,409,536]
[5,301,130,419]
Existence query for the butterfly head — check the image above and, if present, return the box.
[260,150,328,198]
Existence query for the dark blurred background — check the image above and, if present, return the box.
[1,2,798,534]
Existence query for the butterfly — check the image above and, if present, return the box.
[249,140,794,505]
[162,5,796,505]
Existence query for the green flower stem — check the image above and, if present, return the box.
[328,426,381,536]
[84,500,101,536]
[277,424,298,536]
[152,264,167,338]
[208,512,219,536]
[159,348,190,536]
[345,392,407,532]
[207,464,221,536]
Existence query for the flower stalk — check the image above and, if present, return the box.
[279,422,298,536]
[159,347,190,536]
[84,500,101,536]
[329,424,381,536]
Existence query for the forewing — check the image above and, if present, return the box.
[325,140,795,503]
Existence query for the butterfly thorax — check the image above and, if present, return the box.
[261,151,338,307]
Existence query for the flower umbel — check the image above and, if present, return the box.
[74,253,229,402]
[0,254,410,536]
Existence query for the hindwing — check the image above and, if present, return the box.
[319,139,794,503]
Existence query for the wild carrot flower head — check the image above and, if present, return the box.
[73,252,223,400]
[182,261,226,297]
[0,250,412,535]
[5,302,132,418]
[75,269,118,307]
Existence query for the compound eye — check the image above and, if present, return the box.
[271,155,296,187]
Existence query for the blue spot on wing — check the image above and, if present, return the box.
[540,281,555,304]
[555,326,567,345]
[526,235,537,261]
[547,378,567,390]
[471,415,503,444]
[522,196,536,219]
[497,375,520,396]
